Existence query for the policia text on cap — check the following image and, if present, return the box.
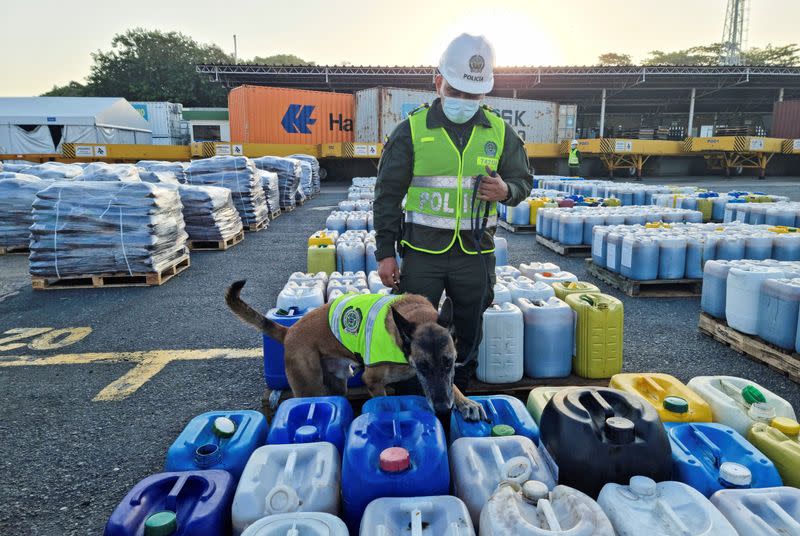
[373,33,533,386]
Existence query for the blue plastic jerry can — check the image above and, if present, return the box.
[165,410,267,481]
[342,410,450,532]
[267,396,354,455]
[665,422,783,497]
[450,394,540,445]
[105,470,234,536]
[361,395,433,415]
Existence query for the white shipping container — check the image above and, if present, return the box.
[355,87,568,144]
[131,101,184,139]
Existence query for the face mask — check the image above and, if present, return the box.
[441,95,481,124]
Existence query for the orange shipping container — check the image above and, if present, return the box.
[229,86,354,144]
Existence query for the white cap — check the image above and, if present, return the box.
[719,462,752,487]
[439,33,495,94]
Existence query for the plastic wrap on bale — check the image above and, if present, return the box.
[74,162,142,182]
[252,156,302,209]
[257,170,280,213]
[185,156,269,229]
[0,173,48,248]
[177,184,243,242]
[29,181,188,277]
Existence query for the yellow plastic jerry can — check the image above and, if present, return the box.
[526,386,577,424]
[695,198,713,222]
[308,230,336,246]
[552,281,601,301]
[528,198,546,227]
[610,373,713,422]
[565,293,623,379]
[307,244,336,275]
[748,418,800,487]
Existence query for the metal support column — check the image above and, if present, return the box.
[778,88,785,102]
[599,88,606,138]
[512,89,517,99]
[688,88,696,136]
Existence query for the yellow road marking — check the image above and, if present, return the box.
[0,347,262,401]
[0,327,92,352]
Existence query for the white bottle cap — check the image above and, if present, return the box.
[502,456,533,483]
[719,462,752,487]
[265,485,300,514]
[521,480,549,502]
[629,476,657,497]
[748,402,776,423]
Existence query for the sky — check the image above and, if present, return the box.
[2,0,799,96]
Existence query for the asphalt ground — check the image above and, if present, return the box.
[1,176,799,535]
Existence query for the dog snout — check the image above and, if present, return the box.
[433,400,453,413]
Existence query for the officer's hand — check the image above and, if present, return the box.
[477,166,509,202]
[378,257,400,290]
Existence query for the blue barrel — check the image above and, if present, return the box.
[605,232,625,273]
[105,470,234,536]
[362,395,433,415]
[633,190,646,206]
[658,237,687,279]
[583,215,606,245]
[165,410,267,481]
[701,260,734,319]
[620,236,659,281]
[717,235,746,261]
[773,234,800,261]
[267,396,354,455]
[665,422,782,497]
[509,202,530,225]
[591,227,609,267]
[342,410,450,531]
[558,214,584,245]
[757,279,800,351]
[449,394,540,445]
[494,236,509,266]
[263,308,304,389]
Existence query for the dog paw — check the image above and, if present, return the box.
[457,398,488,422]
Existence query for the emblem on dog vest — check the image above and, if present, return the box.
[328,293,408,366]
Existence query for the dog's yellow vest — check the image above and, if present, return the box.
[328,293,407,366]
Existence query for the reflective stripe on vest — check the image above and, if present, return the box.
[404,106,505,254]
[328,293,407,366]
[568,148,579,165]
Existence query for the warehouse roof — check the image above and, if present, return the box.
[0,97,151,131]
[196,64,800,115]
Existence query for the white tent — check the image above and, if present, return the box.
[0,97,152,154]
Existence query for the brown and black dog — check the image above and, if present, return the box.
[226,280,486,420]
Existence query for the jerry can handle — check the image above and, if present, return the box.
[688,424,723,468]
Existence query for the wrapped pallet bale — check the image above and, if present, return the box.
[25,162,83,180]
[1,161,35,173]
[257,170,280,215]
[0,173,47,251]
[296,160,313,197]
[252,156,301,210]
[139,170,182,184]
[185,156,269,230]
[289,154,321,195]
[29,182,189,279]
[75,162,141,182]
[178,185,244,245]
[137,160,187,182]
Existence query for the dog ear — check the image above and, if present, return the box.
[390,306,417,349]
[437,297,453,330]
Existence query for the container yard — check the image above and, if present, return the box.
[3,1,800,535]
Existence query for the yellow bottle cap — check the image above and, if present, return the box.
[771,417,800,436]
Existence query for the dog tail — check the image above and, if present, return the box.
[225,280,288,343]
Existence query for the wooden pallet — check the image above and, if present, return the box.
[31,255,190,290]
[535,234,592,257]
[281,205,296,213]
[269,210,282,221]
[243,219,268,233]
[498,220,536,234]
[585,259,702,298]
[0,246,29,255]
[261,374,605,421]
[698,313,800,384]
[188,230,244,251]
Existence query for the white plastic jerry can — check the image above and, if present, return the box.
[710,486,800,536]
[241,512,349,536]
[231,442,341,535]
[520,262,561,279]
[480,480,615,536]
[450,435,556,527]
[477,302,524,384]
[597,476,738,536]
[686,376,797,437]
[360,495,475,536]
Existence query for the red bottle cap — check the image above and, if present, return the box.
[379,447,411,472]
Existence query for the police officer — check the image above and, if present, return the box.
[373,33,533,387]
[568,139,581,176]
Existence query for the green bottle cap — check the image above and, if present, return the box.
[491,424,515,437]
[144,511,177,536]
[212,416,236,438]
[741,385,766,405]
[663,396,689,414]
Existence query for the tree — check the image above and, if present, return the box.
[598,53,632,66]
[743,44,800,66]
[643,43,724,66]
[251,54,313,65]
[86,28,232,106]
[42,81,88,97]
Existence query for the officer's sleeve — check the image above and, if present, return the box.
[374,120,414,261]
[498,125,533,207]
